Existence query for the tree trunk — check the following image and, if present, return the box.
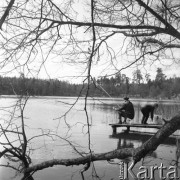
[25,112,180,174]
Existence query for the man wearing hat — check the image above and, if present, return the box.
[114,97,135,124]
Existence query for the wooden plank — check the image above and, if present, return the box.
[109,123,180,134]
[109,123,165,134]
[109,123,162,129]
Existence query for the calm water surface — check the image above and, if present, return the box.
[0,96,180,180]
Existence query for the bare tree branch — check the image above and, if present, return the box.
[0,0,15,29]
[24,112,180,173]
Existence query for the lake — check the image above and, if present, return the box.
[0,96,180,180]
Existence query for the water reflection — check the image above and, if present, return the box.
[110,131,172,159]
[1,97,180,180]
[110,131,180,179]
[111,131,180,169]
[110,131,178,147]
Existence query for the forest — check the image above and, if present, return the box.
[1,68,180,99]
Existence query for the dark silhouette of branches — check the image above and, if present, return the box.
[22,112,180,173]
[1,0,180,179]
[0,0,15,29]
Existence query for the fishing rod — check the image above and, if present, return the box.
[95,82,121,108]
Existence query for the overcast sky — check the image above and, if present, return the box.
[0,0,180,84]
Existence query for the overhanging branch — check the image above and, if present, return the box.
[135,0,180,39]
[0,0,15,30]
[140,38,180,48]
[25,112,180,174]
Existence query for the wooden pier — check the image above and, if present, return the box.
[109,123,163,134]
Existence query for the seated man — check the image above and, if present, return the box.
[141,103,158,124]
[114,97,135,124]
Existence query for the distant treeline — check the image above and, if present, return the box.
[0,68,180,99]
[0,75,81,96]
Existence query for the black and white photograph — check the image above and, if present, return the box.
[0,0,180,179]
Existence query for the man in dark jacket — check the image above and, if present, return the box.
[141,103,158,124]
[114,97,135,124]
